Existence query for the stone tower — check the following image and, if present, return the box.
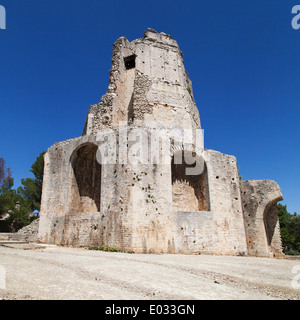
[38,29,284,257]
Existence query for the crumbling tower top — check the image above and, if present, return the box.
[83,28,201,135]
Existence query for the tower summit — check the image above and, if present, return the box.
[83,28,200,135]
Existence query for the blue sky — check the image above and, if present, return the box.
[0,0,299,214]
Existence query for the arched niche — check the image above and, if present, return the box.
[171,150,210,211]
[70,143,101,213]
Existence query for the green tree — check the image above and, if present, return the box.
[278,204,300,254]
[0,158,33,231]
[0,186,33,232]
[17,151,45,212]
[0,153,46,232]
[0,157,12,191]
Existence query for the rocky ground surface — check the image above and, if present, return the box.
[0,242,299,300]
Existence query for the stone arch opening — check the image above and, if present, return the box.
[263,199,281,247]
[71,143,101,213]
[171,151,210,211]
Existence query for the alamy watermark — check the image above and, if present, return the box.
[94,124,205,176]
[0,5,6,29]
[292,5,300,30]
[0,265,5,290]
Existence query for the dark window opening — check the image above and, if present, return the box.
[124,55,136,70]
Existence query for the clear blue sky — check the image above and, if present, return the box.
[0,0,299,213]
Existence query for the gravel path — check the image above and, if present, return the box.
[0,244,299,300]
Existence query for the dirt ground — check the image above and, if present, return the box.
[0,243,299,300]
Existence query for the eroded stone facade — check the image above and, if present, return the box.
[38,29,284,257]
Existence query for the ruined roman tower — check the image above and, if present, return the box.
[39,29,284,257]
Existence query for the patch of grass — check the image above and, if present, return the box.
[89,246,121,252]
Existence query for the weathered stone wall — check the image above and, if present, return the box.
[240,180,284,257]
[171,149,248,256]
[39,141,249,255]
[39,132,175,252]
[38,140,282,256]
